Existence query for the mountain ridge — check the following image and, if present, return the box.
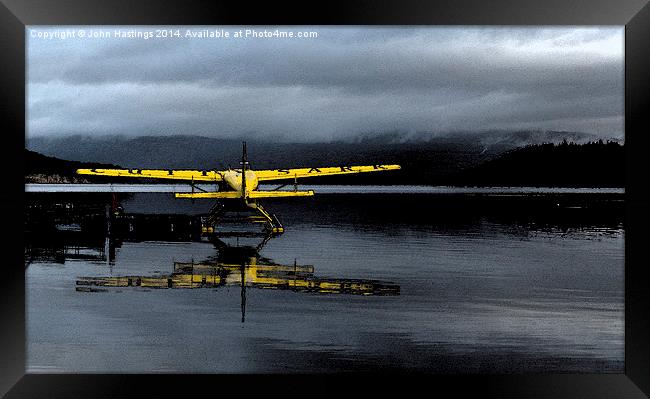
[26,130,616,170]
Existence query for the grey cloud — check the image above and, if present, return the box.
[27,26,624,140]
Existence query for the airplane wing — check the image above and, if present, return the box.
[254,165,401,182]
[76,168,224,182]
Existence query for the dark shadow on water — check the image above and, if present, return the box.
[244,333,624,374]
[264,193,624,233]
[25,192,625,244]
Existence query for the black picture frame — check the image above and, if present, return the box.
[2,0,649,397]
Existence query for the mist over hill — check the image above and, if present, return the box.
[344,130,611,147]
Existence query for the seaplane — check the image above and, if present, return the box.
[76,142,401,236]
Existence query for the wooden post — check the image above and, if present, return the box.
[105,204,111,237]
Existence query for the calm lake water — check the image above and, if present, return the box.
[25,189,624,373]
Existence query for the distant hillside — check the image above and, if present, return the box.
[25,149,121,183]
[25,134,499,185]
[453,140,624,187]
[25,134,494,170]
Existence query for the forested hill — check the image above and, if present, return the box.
[452,140,624,187]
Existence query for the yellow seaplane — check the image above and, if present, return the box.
[76,142,400,235]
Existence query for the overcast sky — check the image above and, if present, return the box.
[27,26,624,142]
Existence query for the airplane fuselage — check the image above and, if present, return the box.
[223,169,259,197]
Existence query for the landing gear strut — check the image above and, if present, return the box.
[248,202,284,234]
[201,200,284,238]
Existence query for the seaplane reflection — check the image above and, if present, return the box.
[76,243,400,323]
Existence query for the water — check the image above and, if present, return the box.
[25,190,624,373]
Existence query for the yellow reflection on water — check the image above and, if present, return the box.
[76,253,399,296]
